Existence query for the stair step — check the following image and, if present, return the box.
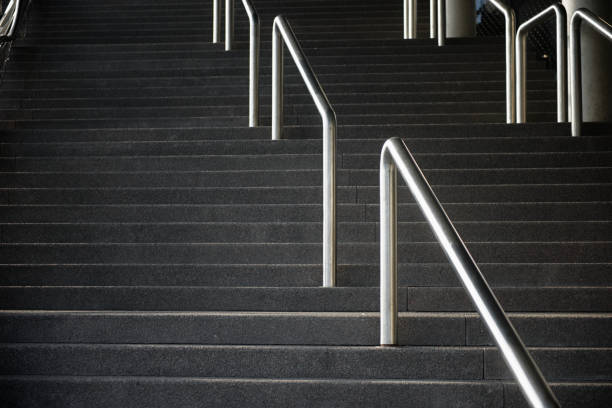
[0,242,609,263]
[1,310,609,346]
[0,263,610,288]
[1,344,609,381]
[1,221,611,243]
[0,202,609,223]
[0,286,610,312]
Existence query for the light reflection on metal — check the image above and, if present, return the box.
[272,16,337,287]
[516,4,567,123]
[379,137,560,408]
[569,8,612,137]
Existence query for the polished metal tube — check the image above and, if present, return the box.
[488,0,516,123]
[516,4,567,123]
[272,16,337,287]
[379,137,560,408]
[380,149,397,346]
[430,0,437,39]
[570,8,612,137]
[225,0,234,51]
[437,0,446,46]
[243,0,260,127]
[213,0,220,43]
[5,0,20,37]
[404,0,417,39]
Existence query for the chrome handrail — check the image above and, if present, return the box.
[402,0,438,39]
[212,0,260,127]
[212,0,220,44]
[404,0,416,39]
[570,8,612,137]
[516,4,567,124]
[436,0,446,46]
[433,0,515,123]
[272,15,337,287]
[486,0,516,124]
[0,0,21,38]
[430,0,438,39]
[379,137,560,408]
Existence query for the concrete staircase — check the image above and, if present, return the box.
[0,0,610,406]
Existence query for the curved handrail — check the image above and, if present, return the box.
[435,0,516,124]
[402,0,438,39]
[570,8,612,137]
[211,0,260,127]
[0,0,21,40]
[272,15,337,287]
[516,4,567,124]
[379,137,560,408]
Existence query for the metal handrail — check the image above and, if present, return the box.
[211,0,260,127]
[436,0,446,46]
[434,0,516,124]
[212,0,220,44]
[272,15,337,287]
[516,4,567,124]
[402,0,438,39]
[379,137,560,408]
[570,8,612,137]
[404,0,416,39]
[430,0,437,39]
[485,0,516,124]
[0,0,20,39]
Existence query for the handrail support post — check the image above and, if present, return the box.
[516,5,568,124]
[404,0,417,39]
[380,153,398,346]
[212,0,220,43]
[225,0,234,51]
[271,16,337,287]
[430,0,438,39]
[380,137,560,408]
[570,9,612,137]
[437,0,446,46]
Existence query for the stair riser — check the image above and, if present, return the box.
[0,242,609,263]
[1,264,610,288]
[0,312,609,346]
[0,287,610,313]
[2,222,611,243]
[1,344,608,382]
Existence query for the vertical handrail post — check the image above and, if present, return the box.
[225,0,234,51]
[244,0,260,127]
[271,20,283,140]
[271,16,337,287]
[220,0,260,127]
[212,0,220,43]
[404,0,416,39]
[570,8,612,137]
[380,150,398,346]
[430,0,437,39]
[484,0,516,123]
[437,0,446,46]
[379,137,560,408]
[516,4,568,124]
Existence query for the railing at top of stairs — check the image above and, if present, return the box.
[516,3,567,124]
[379,137,561,408]
[271,15,337,288]
[569,8,612,137]
[403,0,517,123]
[212,0,260,127]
